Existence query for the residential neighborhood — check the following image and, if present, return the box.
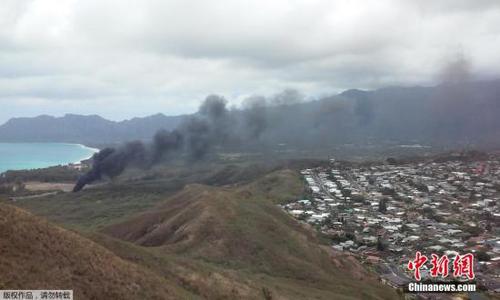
[283,154,500,297]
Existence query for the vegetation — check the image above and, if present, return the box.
[0,203,193,300]
[378,198,388,213]
[0,165,87,183]
[376,237,386,251]
[1,161,277,230]
[1,162,398,299]
[476,250,491,262]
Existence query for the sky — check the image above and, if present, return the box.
[0,0,499,124]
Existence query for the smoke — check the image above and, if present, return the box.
[242,96,268,138]
[353,96,374,126]
[72,142,150,192]
[431,54,475,143]
[269,89,304,106]
[197,94,231,145]
[74,94,258,191]
[73,88,317,192]
[199,95,228,119]
[150,129,184,163]
[439,53,472,84]
[180,117,211,160]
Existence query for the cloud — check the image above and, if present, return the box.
[0,0,499,123]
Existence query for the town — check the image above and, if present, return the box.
[283,154,500,297]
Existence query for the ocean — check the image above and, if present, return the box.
[0,143,98,173]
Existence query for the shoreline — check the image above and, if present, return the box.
[71,143,99,164]
[0,143,100,174]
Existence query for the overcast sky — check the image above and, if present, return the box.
[0,0,499,123]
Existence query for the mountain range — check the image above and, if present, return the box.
[1,80,499,148]
[0,113,184,144]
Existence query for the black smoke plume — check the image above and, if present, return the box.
[73,89,317,192]
[74,95,238,192]
[242,96,268,138]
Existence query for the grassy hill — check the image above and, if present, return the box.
[0,203,194,300]
[1,165,399,299]
[5,161,322,231]
[101,170,398,299]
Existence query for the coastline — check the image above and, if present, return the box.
[72,143,99,164]
[0,143,100,174]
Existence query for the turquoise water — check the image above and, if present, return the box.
[0,143,98,173]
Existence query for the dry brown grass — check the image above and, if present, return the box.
[2,168,400,299]
[101,170,399,300]
[0,203,193,300]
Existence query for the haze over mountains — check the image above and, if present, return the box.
[1,80,499,148]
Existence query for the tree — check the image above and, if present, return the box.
[298,213,308,221]
[476,251,491,262]
[381,187,396,196]
[351,194,365,203]
[415,183,429,193]
[379,198,388,213]
[377,236,386,251]
[423,207,435,218]
[341,188,351,199]
[464,225,483,236]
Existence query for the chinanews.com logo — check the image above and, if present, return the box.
[405,251,477,293]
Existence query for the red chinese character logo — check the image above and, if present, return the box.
[408,251,428,281]
[453,253,475,280]
[430,254,449,278]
